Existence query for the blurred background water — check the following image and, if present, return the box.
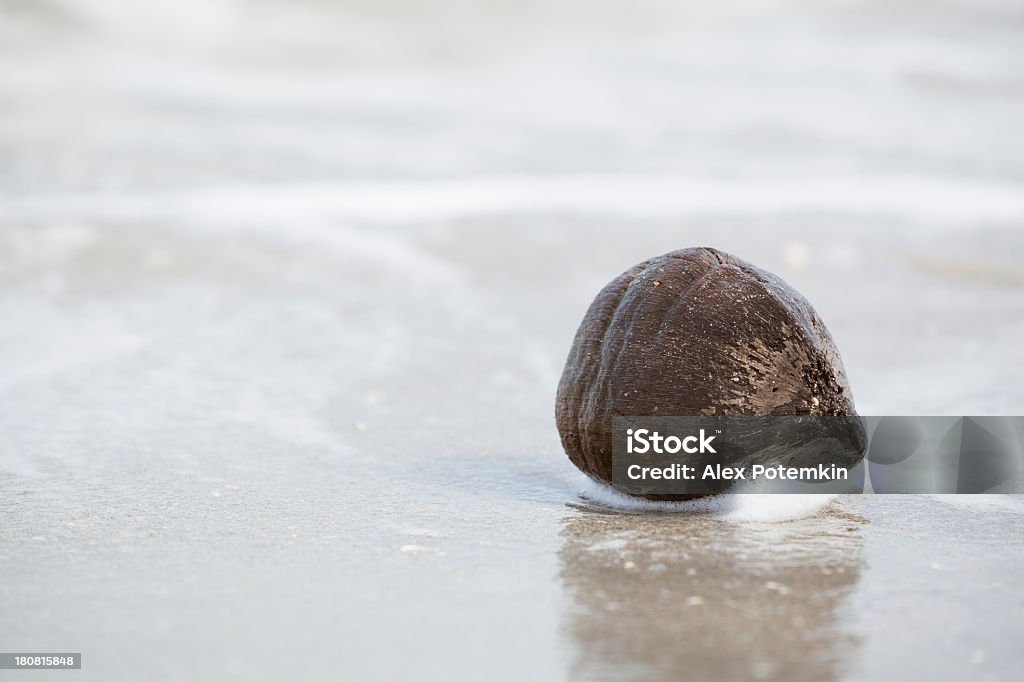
[2,1,1023,681]
[3,0,1024,191]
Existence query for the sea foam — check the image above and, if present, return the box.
[574,475,837,522]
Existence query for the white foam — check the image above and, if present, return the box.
[575,476,837,522]
[9,175,1024,226]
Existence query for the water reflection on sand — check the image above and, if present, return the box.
[559,504,865,681]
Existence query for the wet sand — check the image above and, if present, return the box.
[2,1,1024,680]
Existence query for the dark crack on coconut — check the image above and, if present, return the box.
[555,247,865,500]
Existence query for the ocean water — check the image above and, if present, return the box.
[1,1,1023,680]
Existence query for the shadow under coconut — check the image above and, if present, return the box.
[558,506,866,682]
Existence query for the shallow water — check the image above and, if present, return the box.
[2,1,1024,680]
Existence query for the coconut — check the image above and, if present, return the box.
[555,247,864,499]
